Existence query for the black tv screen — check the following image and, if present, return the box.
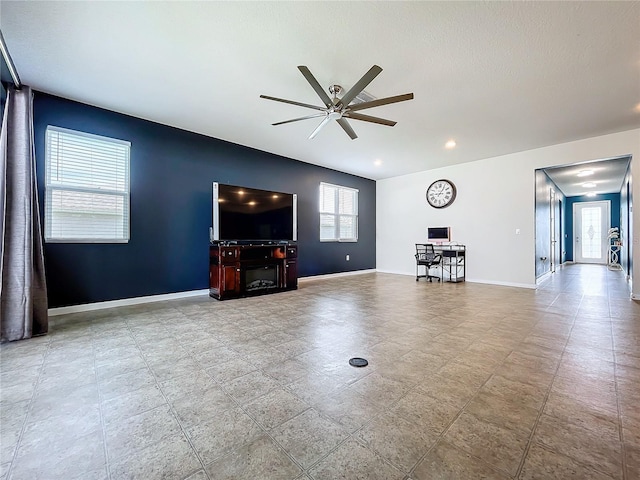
[427,227,450,242]
[212,183,297,241]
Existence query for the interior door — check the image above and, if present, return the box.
[550,189,556,273]
[574,201,610,264]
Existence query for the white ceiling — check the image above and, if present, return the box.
[544,156,631,197]
[1,1,639,181]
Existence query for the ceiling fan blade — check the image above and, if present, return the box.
[308,116,332,139]
[271,113,326,126]
[344,112,396,127]
[260,95,327,112]
[336,65,383,109]
[272,113,327,126]
[336,118,358,139]
[347,93,414,112]
[298,66,333,108]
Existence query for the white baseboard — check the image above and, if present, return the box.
[371,268,411,276]
[299,269,377,282]
[49,269,379,316]
[465,278,537,289]
[375,269,538,290]
[48,289,210,316]
[535,271,552,285]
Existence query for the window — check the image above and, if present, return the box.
[319,182,358,241]
[45,126,130,243]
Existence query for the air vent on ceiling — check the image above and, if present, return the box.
[352,90,376,104]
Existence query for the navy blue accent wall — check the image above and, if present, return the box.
[564,193,621,261]
[34,93,376,307]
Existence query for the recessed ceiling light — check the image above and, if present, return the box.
[582,182,596,188]
[374,159,383,166]
[577,170,594,177]
[635,102,640,113]
[445,140,456,149]
[586,192,597,197]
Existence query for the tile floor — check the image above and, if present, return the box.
[1,264,639,479]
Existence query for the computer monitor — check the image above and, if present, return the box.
[427,227,450,244]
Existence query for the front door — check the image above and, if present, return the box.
[574,201,610,264]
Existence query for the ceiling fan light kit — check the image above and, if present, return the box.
[260,65,414,140]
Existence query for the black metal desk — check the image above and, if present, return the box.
[433,244,465,282]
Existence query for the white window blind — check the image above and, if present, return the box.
[319,182,358,241]
[45,126,130,243]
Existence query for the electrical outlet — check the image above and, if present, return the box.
[346,255,350,261]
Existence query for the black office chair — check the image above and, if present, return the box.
[415,244,441,282]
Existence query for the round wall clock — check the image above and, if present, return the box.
[426,179,457,208]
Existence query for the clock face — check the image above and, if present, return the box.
[426,179,456,208]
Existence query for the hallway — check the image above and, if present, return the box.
[538,262,631,301]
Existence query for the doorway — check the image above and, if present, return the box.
[573,201,610,264]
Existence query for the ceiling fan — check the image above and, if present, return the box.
[260,65,414,140]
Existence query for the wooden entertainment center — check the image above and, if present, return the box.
[209,243,297,300]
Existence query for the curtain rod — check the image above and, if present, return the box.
[0,29,22,89]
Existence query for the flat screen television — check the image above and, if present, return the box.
[212,183,297,242]
[427,226,450,244]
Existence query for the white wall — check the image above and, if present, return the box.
[377,128,640,296]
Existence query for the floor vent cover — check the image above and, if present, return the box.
[349,357,369,367]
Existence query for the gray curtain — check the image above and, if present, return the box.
[0,85,48,341]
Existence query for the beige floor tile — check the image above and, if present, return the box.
[101,384,167,425]
[626,443,640,479]
[11,429,105,480]
[244,387,310,430]
[444,412,528,477]
[437,361,493,390]
[110,433,201,480]
[206,357,257,383]
[170,386,236,428]
[308,438,404,480]
[311,388,382,433]
[349,373,411,409]
[520,443,616,480]
[504,349,559,373]
[223,370,280,404]
[204,435,301,480]
[464,390,539,436]
[481,374,547,411]
[543,391,620,440]
[623,415,640,446]
[416,373,478,409]
[551,374,618,414]
[98,367,156,401]
[105,405,181,461]
[357,411,438,472]
[533,414,623,478]
[392,387,461,435]
[413,441,511,480]
[186,406,263,465]
[271,409,349,469]
[493,360,555,389]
